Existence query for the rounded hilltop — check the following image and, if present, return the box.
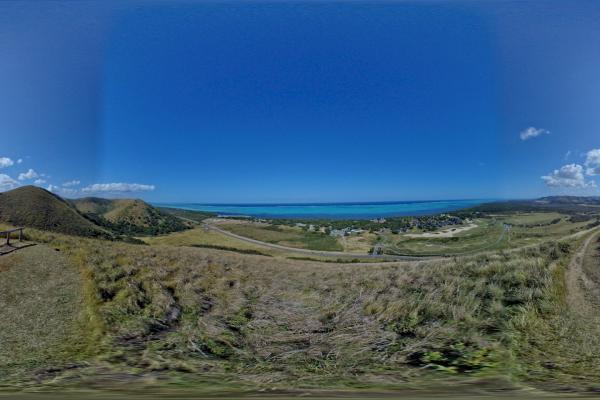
[0,185,110,237]
[71,197,189,236]
[0,185,190,238]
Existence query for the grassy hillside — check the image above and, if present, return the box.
[0,245,94,381]
[72,197,189,236]
[2,227,598,394]
[0,186,110,238]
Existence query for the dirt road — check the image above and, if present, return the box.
[565,230,600,315]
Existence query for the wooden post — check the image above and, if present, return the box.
[1,228,25,247]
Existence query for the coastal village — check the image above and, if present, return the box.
[285,214,468,237]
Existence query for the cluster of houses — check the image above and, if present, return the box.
[406,214,465,232]
[257,214,467,238]
[327,214,466,236]
[329,227,365,237]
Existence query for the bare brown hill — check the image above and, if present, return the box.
[0,186,110,238]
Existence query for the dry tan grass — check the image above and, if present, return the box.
[3,227,600,393]
[0,245,92,381]
[142,226,272,252]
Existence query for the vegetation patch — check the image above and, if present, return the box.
[72,197,189,236]
[219,222,343,251]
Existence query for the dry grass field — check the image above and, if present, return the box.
[217,221,343,251]
[0,245,94,381]
[0,225,598,396]
[141,226,276,255]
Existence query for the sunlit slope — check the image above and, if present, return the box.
[0,186,109,237]
[72,197,189,235]
[0,245,91,379]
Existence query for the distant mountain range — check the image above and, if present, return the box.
[465,195,600,214]
[536,196,600,204]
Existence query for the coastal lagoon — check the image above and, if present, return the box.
[157,199,491,219]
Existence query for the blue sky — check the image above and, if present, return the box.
[1,1,599,203]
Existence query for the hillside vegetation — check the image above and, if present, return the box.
[2,227,598,394]
[2,191,600,395]
[464,196,600,215]
[72,197,190,236]
[0,186,110,238]
[158,206,215,223]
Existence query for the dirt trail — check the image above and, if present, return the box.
[565,230,600,315]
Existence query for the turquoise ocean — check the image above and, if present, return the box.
[157,199,492,220]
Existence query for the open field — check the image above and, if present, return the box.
[339,231,378,252]
[501,212,564,226]
[382,213,594,256]
[404,222,478,238]
[215,220,343,251]
[380,219,504,255]
[2,194,600,396]
[141,226,278,256]
[192,212,597,259]
[0,225,599,395]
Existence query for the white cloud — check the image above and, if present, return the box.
[520,127,549,141]
[0,174,18,191]
[62,180,80,187]
[81,182,155,194]
[17,158,23,164]
[34,179,47,185]
[0,157,14,168]
[564,150,571,160]
[46,184,77,197]
[18,168,39,181]
[61,188,78,197]
[585,148,600,176]
[541,164,596,188]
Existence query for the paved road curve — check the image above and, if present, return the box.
[204,221,600,264]
[203,223,435,261]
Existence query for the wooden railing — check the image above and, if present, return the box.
[1,227,24,246]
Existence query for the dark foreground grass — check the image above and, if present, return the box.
[0,245,96,382]
[1,228,599,395]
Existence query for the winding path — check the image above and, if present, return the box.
[205,218,600,261]
[203,223,435,261]
[565,230,600,315]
